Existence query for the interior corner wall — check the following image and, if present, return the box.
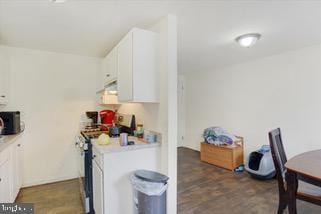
[2,46,100,187]
[105,14,178,214]
[149,15,178,214]
[183,44,321,159]
[178,75,186,147]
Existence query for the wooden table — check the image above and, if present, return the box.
[285,149,321,214]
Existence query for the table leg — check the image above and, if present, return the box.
[286,170,298,214]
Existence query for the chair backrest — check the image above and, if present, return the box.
[269,128,288,192]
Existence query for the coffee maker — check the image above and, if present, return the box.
[0,111,21,135]
[0,117,4,135]
[85,111,99,125]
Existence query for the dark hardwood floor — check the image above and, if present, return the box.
[16,179,84,214]
[178,147,321,214]
[15,148,321,214]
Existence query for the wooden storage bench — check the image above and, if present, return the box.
[200,136,244,171]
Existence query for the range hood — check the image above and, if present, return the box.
[103,80,117,94]
[96,80,119,105]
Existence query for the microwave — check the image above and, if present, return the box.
[0,111,21,135]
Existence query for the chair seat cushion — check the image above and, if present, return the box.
[299,181,321,198]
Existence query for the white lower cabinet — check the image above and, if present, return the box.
[93,160,104,214]
[11,140,23,201]
[0,137,23,203]
[92,145,161,214]
[0,159,10,202]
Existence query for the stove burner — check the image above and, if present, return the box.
[82,127,101,133]
[81,130,109,139]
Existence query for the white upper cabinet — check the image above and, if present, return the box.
[117,32,133,102]
[99,28,159,103]
[102,47,118,86]
[117,28,159,103]
[0,46,9,105]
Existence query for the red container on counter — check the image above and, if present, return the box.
[100,110,115,126]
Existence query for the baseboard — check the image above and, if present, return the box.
[22,174,78,188]
[179,145,200,151]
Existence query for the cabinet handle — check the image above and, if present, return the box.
[17,144,21,147]
[0,95,5,98]
[92,155,96,160]
[106,74,110,77]
[0,178,1,182]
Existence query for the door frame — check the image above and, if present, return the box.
[177,75,186,147]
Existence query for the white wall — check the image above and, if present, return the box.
[149,15,177,214]
[115,103,160,132]
[183,44,321,159]
[1,46,100,186]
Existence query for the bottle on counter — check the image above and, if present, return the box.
[135,124,144,139]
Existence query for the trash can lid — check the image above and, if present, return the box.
[134,170,169,183]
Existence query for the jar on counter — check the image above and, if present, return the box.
[135,124,144,138]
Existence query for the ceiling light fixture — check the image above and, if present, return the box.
[235,33,261,48]
[50,0,67,3]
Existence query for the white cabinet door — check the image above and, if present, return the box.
[101,55,110,86]
[0,46,9,104]
[117,28,159,103]
[0,160,11,202]
[117,32,133,102]
[101,55,111,87]
[17,142,23,190]
[102,47,118,86]
[132,28,159,102]
[93,160,104,214]
[108,47,118,83]
[11,140,23,201]
[100,28,159,103]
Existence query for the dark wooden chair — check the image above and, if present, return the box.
[269,128,321,214]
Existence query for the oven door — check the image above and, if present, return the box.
[76,136,85,179]
[75,135,90,213]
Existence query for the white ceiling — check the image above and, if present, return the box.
[1,1,321,73]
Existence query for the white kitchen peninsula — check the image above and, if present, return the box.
[92,137,161,214]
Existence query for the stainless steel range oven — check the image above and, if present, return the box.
[75,132,94,214]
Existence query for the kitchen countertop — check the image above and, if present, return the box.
[92,136,160,154]
[0,133,23,153]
